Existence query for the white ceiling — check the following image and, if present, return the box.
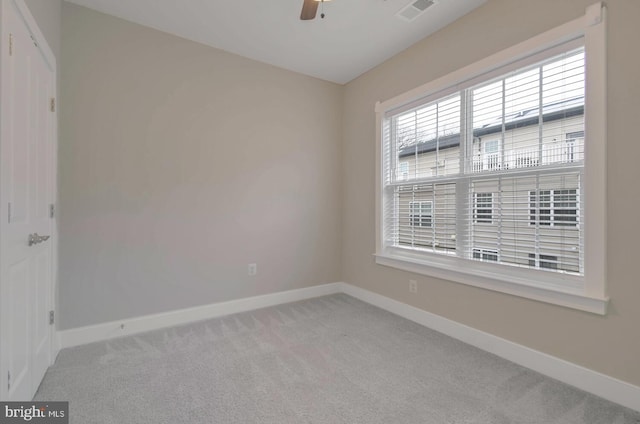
[64,0,486,84]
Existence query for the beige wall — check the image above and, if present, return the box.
[59,4,343,329]
[343,0,640,387]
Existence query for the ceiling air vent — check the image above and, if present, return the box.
[396,0,437,22]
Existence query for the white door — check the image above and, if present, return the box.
[0,0,56,401]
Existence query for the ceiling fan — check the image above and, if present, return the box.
[300,0,331,20]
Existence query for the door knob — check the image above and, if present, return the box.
[28,233,50,246]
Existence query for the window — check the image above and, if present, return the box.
[410,201,432,228]
[566,131,585,142]
[398,162,409,180]
[482,140,501,171]
[474,193,493,224]
[375,4,607,314]
[473,249,498,262]
[529,253,558,270]
[385,48,585,270]
[530,189,578,227]
[565,131,584,162]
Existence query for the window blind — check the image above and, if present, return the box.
[382,46,585,275]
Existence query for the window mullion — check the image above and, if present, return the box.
[435,103,440,177]
[457,89,471,260]
[413,111,418,179]
[578,172,584,275]
[411,192,416,247]
[497,178,502,262]
[500,79,506,169]
[534,175,540,268]
[551,189,556,227]
[538,66,544,166]
[431,190,436,251]
[390,117,397,183]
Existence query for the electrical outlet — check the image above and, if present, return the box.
[248,263,257,276]
[409,279,418,293]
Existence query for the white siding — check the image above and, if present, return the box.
[397,115,583,273]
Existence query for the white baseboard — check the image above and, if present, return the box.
[55,280,640,413]
[57,283,341,350]
[340,283,640,413]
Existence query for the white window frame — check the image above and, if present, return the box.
[374,3,608,315]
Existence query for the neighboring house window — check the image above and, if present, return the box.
[398,162,409,180]
[375,4,607,314]
[565,131,584,162]
[566,131,585,141]
[410,201,432,228]
[529,189,578,227]
[483,140,500,170]
[529,253,558,270]
[473,249,498,262]
[474,193,493,224]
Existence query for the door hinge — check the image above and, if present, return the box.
[49,204,55,219]
[8,202,11,223]
[7,371,10,391]
[50,98,55,112]
[9,33,13,56]
[49,310,55,325]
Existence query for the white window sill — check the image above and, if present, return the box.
[374,252,608,315]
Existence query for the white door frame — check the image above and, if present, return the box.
[0,0,58,400]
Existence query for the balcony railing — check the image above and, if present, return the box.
[471,141,583,172]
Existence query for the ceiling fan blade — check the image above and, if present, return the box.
[300,0,319,20]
